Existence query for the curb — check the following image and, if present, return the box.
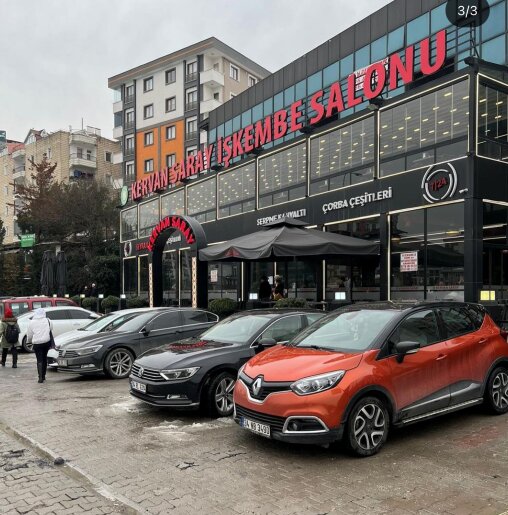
[0,421,147,515]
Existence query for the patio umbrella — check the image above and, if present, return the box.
[199,218,379,261]
[40,250,52,295]
[55,251,67,297]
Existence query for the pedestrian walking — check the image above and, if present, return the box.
[26,308,53,383]
[0,308,20,368]
[90,282,98,298]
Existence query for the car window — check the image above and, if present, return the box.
[261,316,303,343]
[390,310,441,348]
[67,309,90,320]
[151,311,182,330]
[46,310,70,320]
[465,305,485,330]
[10,303,29,317]
[56,300,73,306]
[206,312,218,322]
[33,301,52,309]
[200,315,273,344]
[113,312,154,333]
[439,306,476,338]
[182,311,209,325]
[306,313,326,325]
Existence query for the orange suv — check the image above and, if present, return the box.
[233,302,508,456]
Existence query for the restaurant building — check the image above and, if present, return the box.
[120,0,508,309]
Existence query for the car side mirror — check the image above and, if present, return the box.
[141,325,151,336]
[394,340,420,363]
[257,337,277,349]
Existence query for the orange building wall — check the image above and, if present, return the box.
[136,119,185,181]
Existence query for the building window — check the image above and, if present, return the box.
[218,163,255,218]
[186,61,198,82]
[186,117,197,140]
[310,116,375,195]
[187,177,216,223]
[185,89,198,111]
[123,258,138,297]
[166,125,176,140]
[161,189,185,216]
[121,206,138,241]
[166,97,176,112]
[86,149,92,161]
[105,151,112,162]
[77,147,83,158]
[138,198,160,237]
[125,161,135,181]
[125,109,135,129]
[186,146,197,156]
[4,185,8,196]
[144,159,154,173]
[166,153,176,168]
[125,84,134,102]
[214,92,220,101]
[143,104,154,119]
[144,131,154,146]
[380,79,469,177]
[258,143,307,209]
[124,136,134,156]
[165,68,176,84]
[230,64,239,81]
[478,82,508,161]
[143,77,153,92]
[248,75,257,87]
[47,148,52,159]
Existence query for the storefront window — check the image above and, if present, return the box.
[138,198,159,238]
[478,82,508,160]
[380,80,469,177]
[187,177,216,223]
[123,258,137,297]
[208,262,239,301]
[249,263,275,301]
[162,251,178,306]
[161,189,185,216]
[276,260,318,301]
[121,207,138,242]
[310,116,375,195]
[326,218,380,302]
[258,143,307,208]
[391,204,464,301]
[138,255,149,299]
[218,162,255,218]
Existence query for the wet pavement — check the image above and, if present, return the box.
[1,353,508,514]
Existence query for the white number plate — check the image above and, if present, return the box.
[58,359,68,367]
[240,417,270,438]
[131,380,147,393]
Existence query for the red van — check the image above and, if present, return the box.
[0,297,77,318]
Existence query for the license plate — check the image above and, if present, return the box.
[131,380,146,393]
[58,359,68,367]
[240,417,270,438]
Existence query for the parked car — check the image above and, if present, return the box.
[47,309,151,368]
[57,308,219,379]
[0,296,77,319]
[233,302,508,457]
[129,310,326,417]
[17,307,100,352]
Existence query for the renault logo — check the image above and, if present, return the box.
[252,377,263,397]
[138,367,144,378]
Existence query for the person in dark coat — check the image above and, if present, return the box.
[90,283,98,297]
[273,275,285,300]
[0,308,20,368]
[258,276,272,301]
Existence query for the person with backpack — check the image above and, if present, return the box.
[0,308,20,368]
[26,308,54,383]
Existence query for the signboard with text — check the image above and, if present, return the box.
[400,251,418,272]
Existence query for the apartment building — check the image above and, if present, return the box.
[0,127,121,244]
[108,37,270,186]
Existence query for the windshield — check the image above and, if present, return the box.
[79,312,139,332]
[112,312,156,333]
[292,310,398,352]
[199,315,273,344]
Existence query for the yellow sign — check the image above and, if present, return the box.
[480,290,496,301]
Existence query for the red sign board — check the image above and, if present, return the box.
[131,30,447,202]
[147,216,196,252]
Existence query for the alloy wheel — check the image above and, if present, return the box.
[109,350,133,378]
[491,371,508,410]
[353,403,386,451]
[215,377,235,416]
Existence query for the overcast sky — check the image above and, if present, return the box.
[1,0,391,143]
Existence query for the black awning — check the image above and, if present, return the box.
[199,218,379,261]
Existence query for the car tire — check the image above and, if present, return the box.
[22,336,33,353]
[205,372,236,418]
[104,348,134,379]
[345,396,389,457]
[485,366,508,415]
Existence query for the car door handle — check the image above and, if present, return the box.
[436,354,447,361]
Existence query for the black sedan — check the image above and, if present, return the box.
[129,310,325,416]
[57,308,218,379]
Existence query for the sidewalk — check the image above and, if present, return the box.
[0,426,127,515]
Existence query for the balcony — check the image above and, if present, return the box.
[13,166,26,181]
[70,132,96,146]
[185,101,198,112]
[124,147,135,158]
[200,98,221,116]
[185,131,198,142]
[124,94,134,105]
[113,126,123,139]
[69,153,97,169]
[200,68,224,88]
[124,120,135,130]
[113,100,123,113]
[185,71,198,83]
[12,148,25,161]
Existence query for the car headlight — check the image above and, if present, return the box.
[290,370,345,396]
[75,345,103,356]
[160,367,200,381]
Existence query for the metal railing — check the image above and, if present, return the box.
[185,72,198,83]
[185,101,198,112]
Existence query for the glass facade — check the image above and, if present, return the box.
[218,162,255,218]
[208,262,239,300]
[187,178,216,223]
[258,143,307,208]
[121,206,137,242]
[138,198,160,238]
[138,255,150,299]
[478,82,508,160]
[123,258,137,297]
[161,189,185,217]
